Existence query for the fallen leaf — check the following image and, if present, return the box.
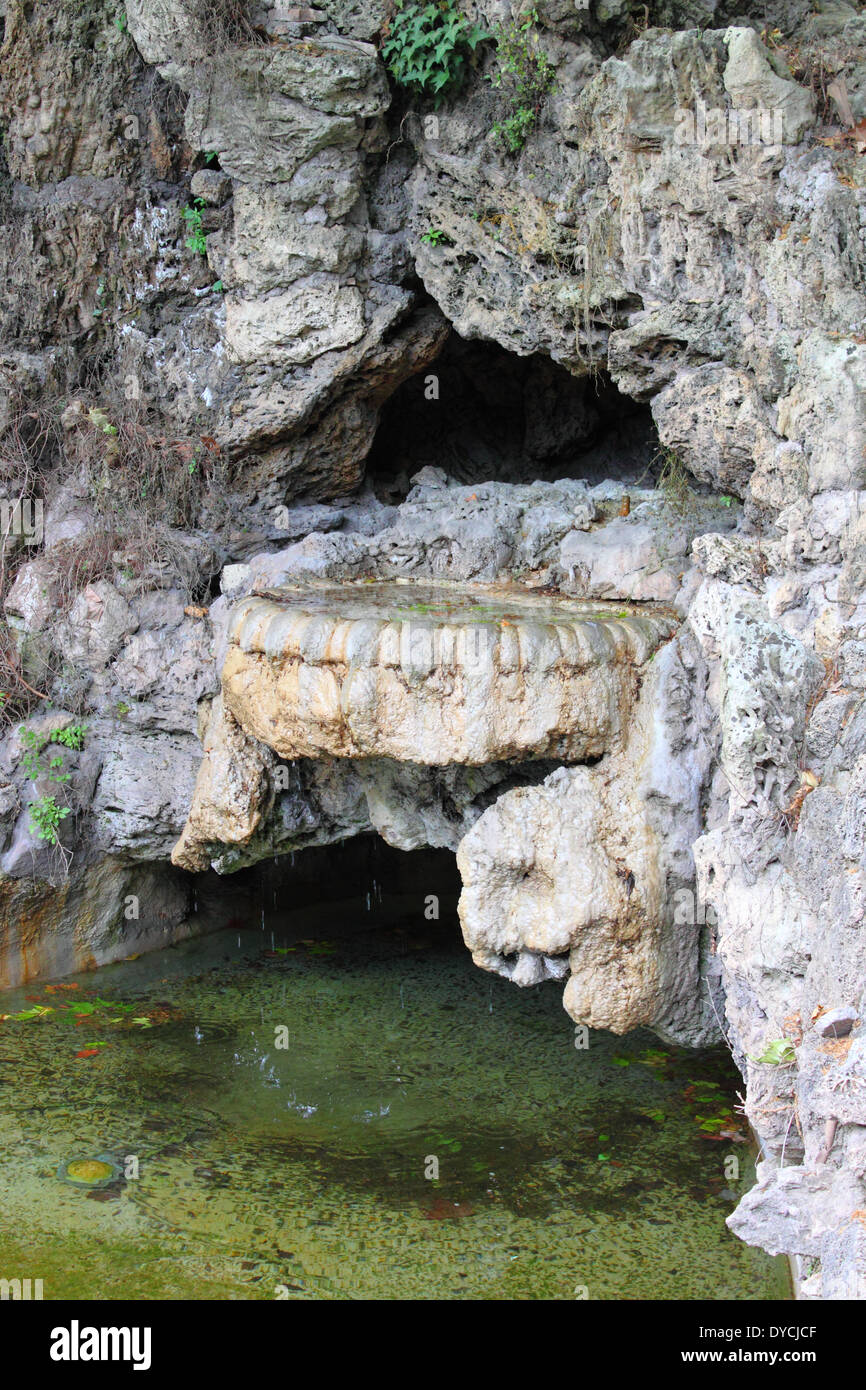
[828,76,855,129]
[850,118,866,153]
[422,1197,474,1221]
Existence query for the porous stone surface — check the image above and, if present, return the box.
[218,581,676,764]
[457,628,718,1045]
[2,0,866,1296]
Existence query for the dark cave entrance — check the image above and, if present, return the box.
[193,834,463,944]
[366,330,660,501]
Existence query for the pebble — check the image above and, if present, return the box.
[815,1007,857,1039]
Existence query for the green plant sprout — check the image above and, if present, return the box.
[421,227,452,246]
[19,724,87,845]
[183,198,207,255]
[488,8,555,154]
[751,1038,797,1066]
[29,795,71,844]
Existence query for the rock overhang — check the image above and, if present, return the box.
[220,579,679,765]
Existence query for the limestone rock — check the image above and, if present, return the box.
[722,27,816,145]
[220,582,676,765]
[171,694,277,872]
[180,42,388,184]
[651,366,771,497]
[92,731,204,860]
[0,857,194,991]
[457,632,718,1046]
[728,1161,864,1264]
[720,601,824,809]
[190,168,233,206]
[60,582,139,671]
[224,282,365,367]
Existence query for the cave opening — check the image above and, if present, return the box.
[366,329,660,502]
[193,833,463,943]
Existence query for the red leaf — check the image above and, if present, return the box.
[422,1197,474,1221]
[75,1049,100,1059]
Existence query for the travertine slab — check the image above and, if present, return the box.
[221,580,677,765]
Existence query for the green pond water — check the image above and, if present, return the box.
[0,904,790,1301]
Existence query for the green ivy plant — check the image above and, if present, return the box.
[183,198,207,256]
[382,1,489,105]
[488,7,555,154]
[20,724,86,782]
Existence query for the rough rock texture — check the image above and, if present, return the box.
[2,0,866,1296]
[457,629,718,1045]
[219,581,676,763]
[0,856,196,990]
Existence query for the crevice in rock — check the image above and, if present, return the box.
[365,328,660,501]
